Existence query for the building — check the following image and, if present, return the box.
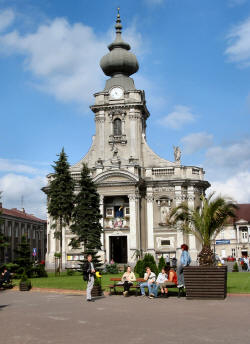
[0,202,47,264]
[45,11,210,270]
[213,204,250,259]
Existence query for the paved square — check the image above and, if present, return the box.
[0,291,249,344]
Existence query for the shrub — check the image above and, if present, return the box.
[142,253,158,275]
[158,255,165,272]
[105,263,118,274]
[233,262,239,272]
[66,269,75,276]
[134,259,144,277]
[33,264,48,278]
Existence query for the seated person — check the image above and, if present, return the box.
[149,267,168,298]
[121,266,136,296]
[162,265,178,296]
[0,268,11,287]
[140,267,156,297]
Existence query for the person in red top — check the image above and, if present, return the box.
[162,265,178,297]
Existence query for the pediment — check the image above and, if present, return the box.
[93,170,139,184]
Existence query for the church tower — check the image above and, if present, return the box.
[45,10,210,270]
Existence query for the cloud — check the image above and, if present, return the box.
[225,17,250,67]
[181,132,213,154]
[0,13,144,107]
[0,173,46,219]
[205,138,250,171]
[158,105,196,130]
[228,0,247,7]
[0,8,15,32]
[209,171,250,203]
[0,158,41,174]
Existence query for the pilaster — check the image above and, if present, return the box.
[146,188,154,253]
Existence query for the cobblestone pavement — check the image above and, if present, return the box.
[0,290,249,344]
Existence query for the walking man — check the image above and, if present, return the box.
[83,254,95,302]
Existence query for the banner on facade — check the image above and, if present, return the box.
[215,240,230,245]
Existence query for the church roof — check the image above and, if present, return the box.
[100,9,139,78]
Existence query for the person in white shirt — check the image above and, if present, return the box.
[140,267,156,297]
[149,268,168,298]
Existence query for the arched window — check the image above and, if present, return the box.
[113,118,122,136]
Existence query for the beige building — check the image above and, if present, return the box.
[45,12,210,270]
[213,204,250,260]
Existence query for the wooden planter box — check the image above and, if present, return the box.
[19,281,32,291]
[91,285,102,297]
[183,266,227,299]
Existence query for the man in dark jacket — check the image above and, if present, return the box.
[0,268,11,287]
[83,254,95,302]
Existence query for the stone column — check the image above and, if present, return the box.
[187,186,196,261]
[62,225,66,270]
[175,185,183,261]
[95,111,105,160]
[129,108,140,160]
[99,195,105,263]
[236,225,240,259]
[128,194,138,261]
[146,188,155,254]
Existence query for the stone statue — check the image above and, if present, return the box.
[173,146,181,162]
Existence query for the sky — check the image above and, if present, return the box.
[0,0,250,219]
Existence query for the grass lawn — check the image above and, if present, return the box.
[14,271,250,294]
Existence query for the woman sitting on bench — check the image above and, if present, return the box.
[162,265,178,297]
[121,266,136,296]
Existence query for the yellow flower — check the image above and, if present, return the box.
[96,271,102,278]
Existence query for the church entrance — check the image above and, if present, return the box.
[109,236,127,264]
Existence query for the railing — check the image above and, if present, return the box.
[104,217,130,229]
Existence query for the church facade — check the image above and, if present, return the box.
[45,12,210,270]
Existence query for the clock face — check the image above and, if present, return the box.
[110,87,123,99]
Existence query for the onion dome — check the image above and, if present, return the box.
[100,9,139,77]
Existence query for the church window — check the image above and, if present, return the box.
[125,207,130,217]
[161,240,170,246]
[106,207,114,217]
[113,118,122,136]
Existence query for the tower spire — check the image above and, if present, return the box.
[100,8,139,77]
[115,7,122,34]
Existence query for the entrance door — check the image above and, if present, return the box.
[109,236,127,264]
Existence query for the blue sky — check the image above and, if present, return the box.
[0,0,250,218]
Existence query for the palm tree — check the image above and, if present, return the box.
[169,193,237,266]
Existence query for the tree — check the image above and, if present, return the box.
[47,148,75,273]
[169,193,237,266]
[15,235,33,277]
[0,193,9,267]
[158,255,166,272]
[142,253,158,275]
[70,163,102,271]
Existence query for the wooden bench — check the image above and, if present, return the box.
[108,277,185,297]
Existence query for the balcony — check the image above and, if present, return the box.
[104,217,130,230]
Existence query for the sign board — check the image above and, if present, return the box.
[32,248,37,256]
[215,240,230,245]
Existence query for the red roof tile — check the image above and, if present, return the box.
[234,204,250,223]
[1,207,46,224]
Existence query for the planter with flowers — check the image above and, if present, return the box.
[91,271,103,297]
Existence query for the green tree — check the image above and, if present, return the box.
[70,163,102,271]
[142,253,158,275]
[158,255,165,272]
[169,193,237,266]
[0,193,9,267]
[47,148,75,273]
[15,235,33,277]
